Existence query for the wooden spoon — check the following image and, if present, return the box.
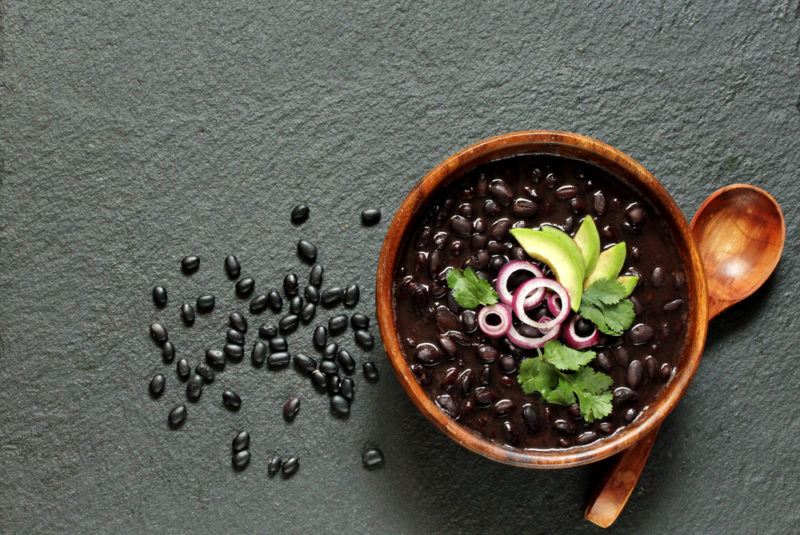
[585,184,785,528]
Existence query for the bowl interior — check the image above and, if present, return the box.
[376,131,708,468]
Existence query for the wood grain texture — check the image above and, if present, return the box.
[375,131,709,468]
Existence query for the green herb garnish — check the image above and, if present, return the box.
[578,278,636,336]
[518,340,613,422]
[446,267,499,309]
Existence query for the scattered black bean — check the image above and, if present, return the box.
[282,397,301,421]
[297,240,317,263]
[226,328,245,345]
[362,361,379,382]
[224,343,244,361]
[350,313,369,330]
[267,352,291,368]
[249,294,268,314]
[232,450,250,470]
[340,377,355,401]
[180,303,195,326]
[300,302,316,322]
[224,255,241,279]
[343,284,360,307]
[206,348,225,368]
[186,374,203,402]
[362,447,383,469]
[222,390,242,411]
[293,353,317,375]
[304,285,320,304]
[283,273,299,297]
[259,323,277,339]
[181,256,200,274]
[320,360,339,375]
[161,341,175,362]
[321,286,344,307]
[229,312,248,333]
[311,369,327,390]
[152,286,167,308]
[268,456,282,476]
[337,349,355,374]
[323,343,339,360]
[361,209,381,226]
[328,314,348,336]
[331,394,350,416]
[326,373,341,395]
[235,277,255,297]
[267,290,283,312]
[269,336,288,352]
[149,374,165,397]
[149,322,168,344]
[176,358,190,381]
[313,326,328,349]
[195,363,215,383]
[196,294,215,313]
[309,264,324,286]
[232,430,250,453]
[281,456,299,477]
[289,295,303,314]
[168,405,186,428]
[278,314,299,334]
[251,341,267,366]
[291,204,310,224]
[354,330,374,350]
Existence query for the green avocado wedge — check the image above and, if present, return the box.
[572,216,601,274]
[510,227,585,311]
[617,275,639,297]
[584,242,627,288]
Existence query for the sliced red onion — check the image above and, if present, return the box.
[546,293,562,317]
[512,278,571,331]
[477,303,512,339]
[507,318,561,349]
[563,315,600,350]
[495,261,545,309]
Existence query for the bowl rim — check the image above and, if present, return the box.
[376,130,708,468]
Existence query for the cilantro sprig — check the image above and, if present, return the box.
[518,340,613,422]
[446,267,499,309]
[578,279,636,336]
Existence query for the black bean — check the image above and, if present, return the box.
[259,323,277,339]
[349,313,369,330]
[149,374,165,397]
[477,344,499,363]
[626,203,646,224]
[321,286,344,307]
[629,323,654,345]
[498,355,518,374]
[309,263,324,286]
[311,369,327,390]
[624,408,638,423]
[287,295,302,315]
[149,322,168,344]
[229,312,248,333]
[593,191,607,214]
[195,363,215,383]
[295,239,318,264]
[627,360,644,388]
[543,172,557,188]
[663,298,683,311]
[281,456,299,477]
[337,349,355,374]
[489,219,511,241]
[474,387,496,408]
[291,204,310,224]
[511,197,537,218]
[567,404,582,419]
[323,342,339,361]
[361,209,381,225]
[435,394,459,419]
[327,374,341,395]
[279,314,300,334]
[362,361,379,382]
[362,447,384,469]
[226,328,245,345]
[268,352,291,368]
[283,397,301,421]
[493,399,514,418]
[304,285,320,304]
[235,277,255,297]
[320,359,339,375]
[598,422,615,435]
[630,295,643,315]
[176,358,190,381]
[438,335,457,359]
[278,275,297,299]
[300,302,316,323]
[479,365,492,386]
[577,431,598,445]
[180,303,195,326]
[553,419,577,435]
[181,255,200,274]
[555,184,577,200]
[660,363,673,381]
[168,405,186,428]
[269,336,288,352]
[596,351,613,372]
[413,344,442,367]
[248,294,267,314]
[152,286,167,308]
[328,314,348,335]
[232,450,250,471]
[232,431,250,453]
[651,266,665,288]
[293,353,317,375]
[342,283,360,308]
[645,355,658,379]
[522,404,538,433]
[206,348,225,368]
[502,420,520,445]
[340,377,355,401]
[161,341,175,362]
[570,197,586,214]
[449,215,472,237]
[354,330,374,350]
[268,456,282,476]
[488,179,513,205]
[614,347,630,367]
[196,294,215,313]
[224,343,244,361]
[331,394,350,416]
[461,310,478,333]
[186,374,203,402]
[267,290,283,312]
[224,255,241,278]
[222,390,242,411]
[613,386,637,404]
[251,341,267,366]
[313,326,328,349]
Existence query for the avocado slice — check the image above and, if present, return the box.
[617,275,639,297]
[572,217,600,274]
[584,242,627,288]
[510,227,585,311]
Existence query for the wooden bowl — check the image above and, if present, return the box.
[375,131,708,468]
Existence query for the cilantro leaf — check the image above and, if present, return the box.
[573,366,614,394]
[582,278,628,306]
[575,390,613,422]
[446,267,499,309]
[541,340,596,371]
[518,357,557,395]
[544,378,577,405]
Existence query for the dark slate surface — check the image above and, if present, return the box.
[2,1,799,533]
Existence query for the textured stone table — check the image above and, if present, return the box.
[2,2,799,533]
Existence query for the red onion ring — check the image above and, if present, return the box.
[477,303,512,338]
[512,278,571,331]
[562,315,600,349]
[495,261,545,308]
[546,294,562,317]
[506,318,561,349]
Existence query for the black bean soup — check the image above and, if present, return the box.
[393,154,689,449]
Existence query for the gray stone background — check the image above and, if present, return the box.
[2,1,799,533]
